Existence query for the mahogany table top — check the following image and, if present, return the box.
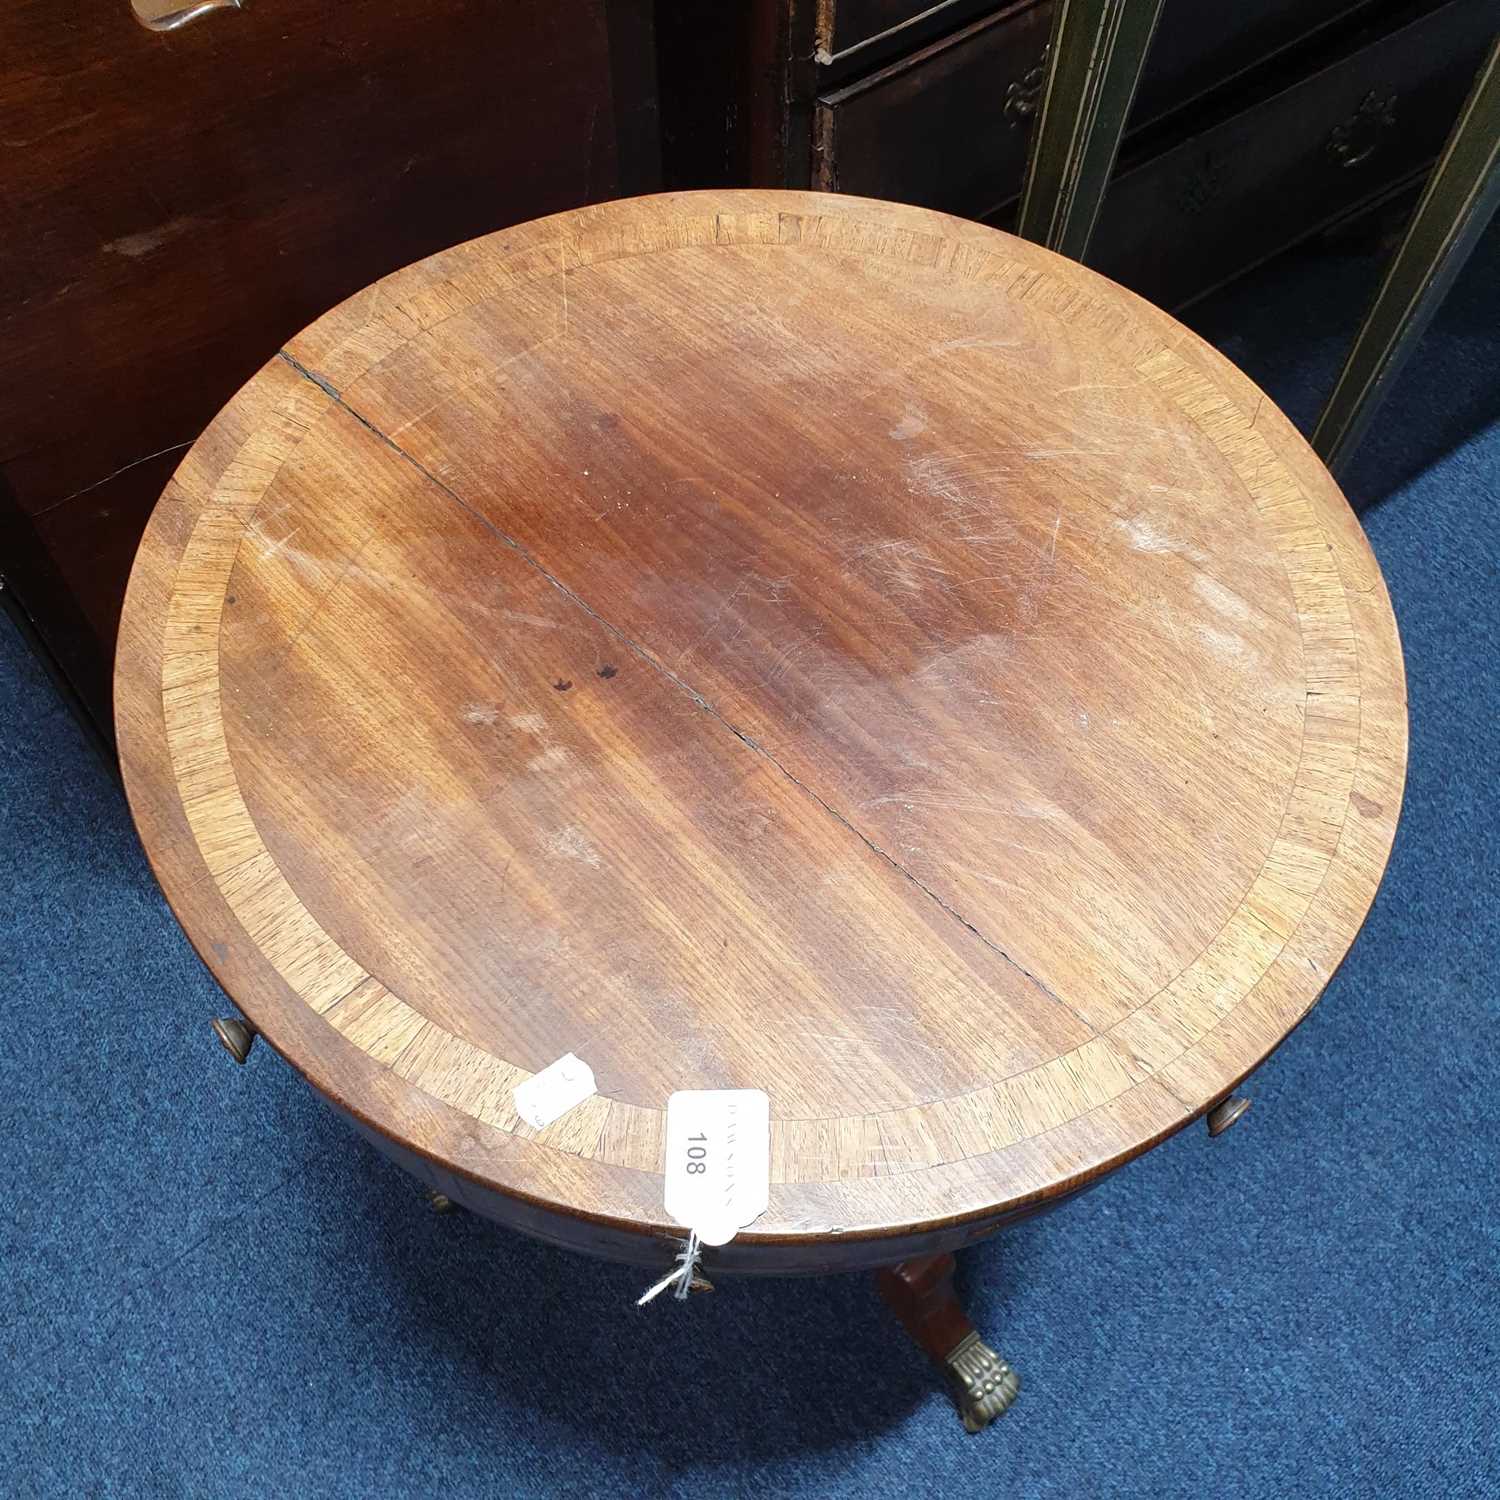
[116,191,1406,1269]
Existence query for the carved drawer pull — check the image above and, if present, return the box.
[132,0,243,33]
[1004,44,1051,128]
[1328,90,1399,169]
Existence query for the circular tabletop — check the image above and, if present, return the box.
[117,191,1407,1271]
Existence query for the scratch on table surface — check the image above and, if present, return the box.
[933,334,1021,354]
[274,527,381,663]
[1156,600,1218,734]
[843,328,1023,407]
[1193,621,1255,668]
[1023,447,1115,458]
[528,745,573,774]
[502,609,561,631]
[677,574,751,665]
[945,858,1042,895]
[889,404,928,441]
[907,452,1019,507]
[1193,573,1252,622]
[766,630,822,684]
[1140,487,1210,562]
[847,536,955,596]
[252,524,301,564]
[949,529,1021,569]
[867,788,1062,820]
[546,823,600,867]
[749,573,792,604]
[1115,515,1176,554]
[388,330,569,439]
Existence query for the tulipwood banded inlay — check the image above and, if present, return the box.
[116,191,1406,1266]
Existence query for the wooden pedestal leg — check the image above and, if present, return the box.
[877,1252,1020,1432]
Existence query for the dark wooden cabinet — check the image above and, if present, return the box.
[1,0,656,735]
[663,0,1495,304]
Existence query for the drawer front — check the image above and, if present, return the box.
[822,0,995,68]
[1091,0,1497,306]
[815,1,1051,213]
[816,0,1393,213]
[827,0,1370,71]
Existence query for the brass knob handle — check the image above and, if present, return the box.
[132,0,243,33]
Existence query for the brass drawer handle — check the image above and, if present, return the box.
[1206,1095,1251,1136]
[210,1015,257,1064]
[132,0,243,32]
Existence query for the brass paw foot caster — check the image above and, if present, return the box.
[945,1331,1021,1433]
[1206,1094,1251,1136]
[211,1016,257,1064]
[425,1188,458,1214]
[877,1251,1020,1434]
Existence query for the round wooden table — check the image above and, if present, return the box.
[116,191,1407,1432]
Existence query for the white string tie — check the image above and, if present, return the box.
[636,1230,704,1306]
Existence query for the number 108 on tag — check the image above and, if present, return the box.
[663,1089,770,1247]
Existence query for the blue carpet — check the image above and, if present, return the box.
[2,219,1496,1498]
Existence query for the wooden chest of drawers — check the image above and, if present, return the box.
[1090,0,1496,304]
[662,0,1494,303]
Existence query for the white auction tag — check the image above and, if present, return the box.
[513,1053,596,1130]
[663,1089,770,1247]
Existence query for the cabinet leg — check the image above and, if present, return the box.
[877,1252,1020,1432]
[1311,37,1500,472]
